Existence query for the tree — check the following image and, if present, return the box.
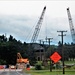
[9,35,13,41]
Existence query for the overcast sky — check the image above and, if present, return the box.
[0,0,75,44]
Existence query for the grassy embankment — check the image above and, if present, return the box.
[24,70,75,75]
[24,60,75,75]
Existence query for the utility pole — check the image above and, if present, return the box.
[39,39,42,44]
[42,41,45,59]
[39,39,42,61]
[57,30,67,74]
[47,38,53,72]
[42,41,46,62]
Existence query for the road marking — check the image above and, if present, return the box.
[16,71,31,75]
[16,71,23,75]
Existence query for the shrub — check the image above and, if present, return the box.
[71,65,75,69]
[35,62,42,70]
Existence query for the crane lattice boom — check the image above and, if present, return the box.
[31,6,46,43]
[67,7,75,44]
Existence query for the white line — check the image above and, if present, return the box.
[16,71,23,75]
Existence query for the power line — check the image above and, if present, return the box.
[47,38,53,72]
[57,30,67,74]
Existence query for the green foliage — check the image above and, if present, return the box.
[25,69,75,75]
[35,64,42,70]
[0,34,36,65]
[0,59,6,65]
[71,65,75,69]
[55,63,62,69]
[35,62,42,70]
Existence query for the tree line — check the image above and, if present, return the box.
[0,34,75,65]
[46,41,75,61]
[0,34,36,65]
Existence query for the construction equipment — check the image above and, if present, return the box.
[67,7,75,44]
[17,53,29,69]
[31,6,46,43]
[17,52,29,63]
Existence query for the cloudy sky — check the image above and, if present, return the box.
[0,0,75,44]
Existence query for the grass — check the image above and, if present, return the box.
[24,60,75,75]
[24,69,75,75]
[64,61,75,64]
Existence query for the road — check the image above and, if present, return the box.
[0,69,30,75]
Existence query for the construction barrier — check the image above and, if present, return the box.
[0,65,5,69]
[26,64,30,70]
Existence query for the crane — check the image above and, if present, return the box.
[31,6,46,43]
[67,7,75,44]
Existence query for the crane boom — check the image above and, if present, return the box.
[67,7,75,44]
[31,6,46,43]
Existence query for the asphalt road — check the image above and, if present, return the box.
[0,69,30,75]
[0,71,22,75]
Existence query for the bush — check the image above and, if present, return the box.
[0,59,6,65]
[71,65,75,69]
[35,62,42,70]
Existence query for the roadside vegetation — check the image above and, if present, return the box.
[25,69,75,75]
[24,60,75,75]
